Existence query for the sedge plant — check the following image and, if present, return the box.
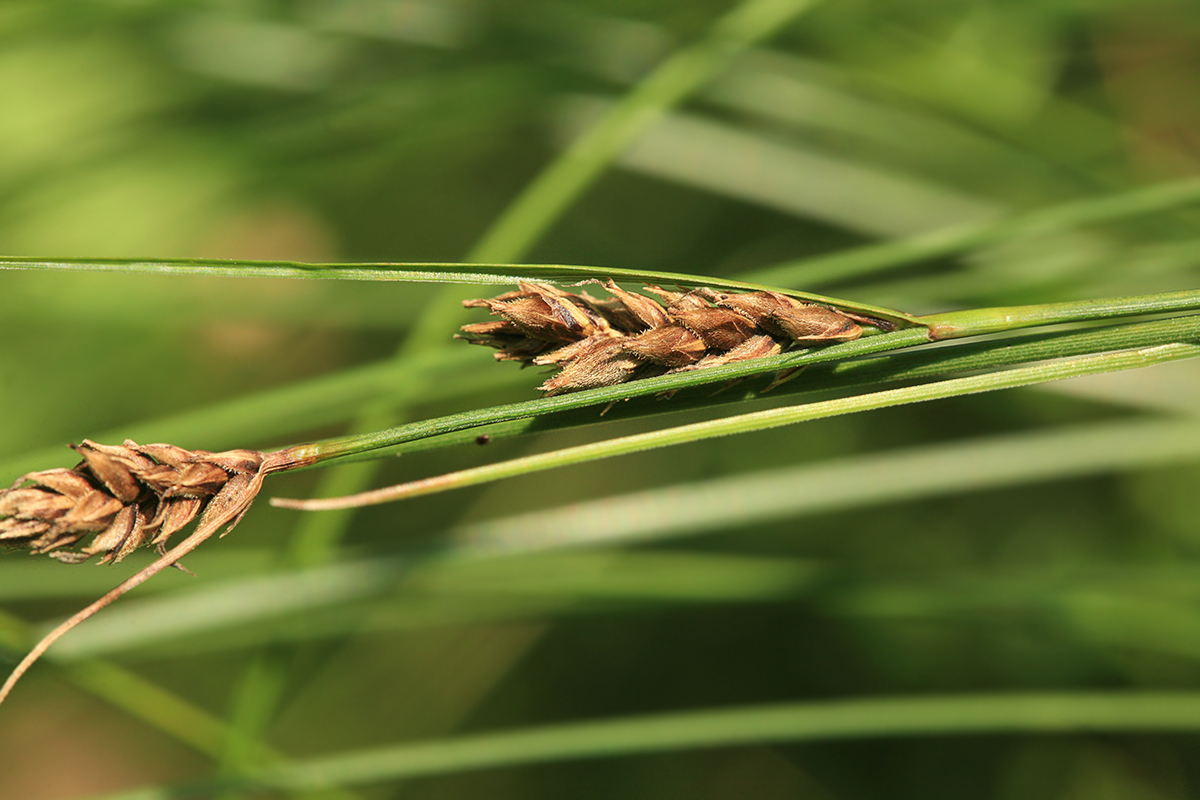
[2,255,1199,714]
[5,0,1200,797]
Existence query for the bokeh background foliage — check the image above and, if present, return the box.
[3,0,1200,798]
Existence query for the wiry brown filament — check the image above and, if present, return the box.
[456,281,878,395]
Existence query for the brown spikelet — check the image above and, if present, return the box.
[457,281,874,394]
[0,440,268,565]
[698,288,863,342]
[623,324,707,367]
[536,337,660,396]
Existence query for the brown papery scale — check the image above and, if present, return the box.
[456,280,873,395]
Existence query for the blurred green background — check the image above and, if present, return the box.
[3,0,1200,798]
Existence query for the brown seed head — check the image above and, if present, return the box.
[459,281,868,394]
[0,440,268,564]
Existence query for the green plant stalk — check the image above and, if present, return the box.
[276,288,1200,467]
[290,313,1200,463]
[924,287,1200,338]
[89,692,1200,798]
[816,312,1200,390]
[271,343,1200,510]
[276,327,932,467]
[6,295,1192,486]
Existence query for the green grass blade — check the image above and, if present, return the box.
[25,551,822,659]
[0,256,920,325]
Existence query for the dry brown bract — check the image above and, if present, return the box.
[457,281,884,394]
[0,440,268,564]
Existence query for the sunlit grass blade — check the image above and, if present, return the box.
[35,532,1200,665]
[708,52,1087,193]
[602,105,998,238]
[40,558,405,660]
[924,288,1200,338]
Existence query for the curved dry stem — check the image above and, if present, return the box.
[0,530,208,705]
[0,469,269,707]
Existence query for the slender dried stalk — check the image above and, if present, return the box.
[456,281,886,394]
[0,441,307,707]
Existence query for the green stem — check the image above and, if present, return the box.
[294,314,1200,461]
[920,288,1200,339]
[277,286,1200,468]
[272,343,1200,510]
[275,327,932,467]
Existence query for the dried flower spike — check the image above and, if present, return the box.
[1,439,266,565]
[0,440,302,707]
[457,280,879,394]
